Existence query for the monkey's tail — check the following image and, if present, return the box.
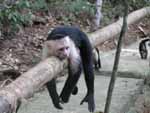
[139,37,150,59]
[140,37,150,44]
[95,47,101,68]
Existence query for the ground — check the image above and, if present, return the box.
[16,39,149,113]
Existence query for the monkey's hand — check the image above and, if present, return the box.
[80,93,95,112]
[53,98,63,109]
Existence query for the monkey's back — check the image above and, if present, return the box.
[47,26,91,49]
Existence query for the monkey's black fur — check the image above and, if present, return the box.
[139,38,150,59]
[94,47,101,70]
[46,26,95,112]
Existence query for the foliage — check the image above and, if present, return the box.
[47,0,96,26]
[101,0,150,26]
[0,0,32,34]
[65,0,95,15]
[0,0,149,36]
[30,0,48,11]
[128,0,150,10]
[0,0,49,35]
[107,0,150,9]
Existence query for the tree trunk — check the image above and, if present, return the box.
[0,57,66,113]
[0,7,150,113]
[93,0,103,30]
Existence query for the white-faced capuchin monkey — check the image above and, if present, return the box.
[139,38,150,59]
[42,26,95,112]
[93,47,101,70]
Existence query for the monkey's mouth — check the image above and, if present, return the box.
[58,56,67,60]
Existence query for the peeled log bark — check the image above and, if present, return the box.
[0,7,150,113]
[89,7,150,47]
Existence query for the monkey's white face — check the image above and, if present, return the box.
[46,36,72,60]
[43,35,81,73]
[56,37,71,60]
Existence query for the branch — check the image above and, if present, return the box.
[104,1,128,113]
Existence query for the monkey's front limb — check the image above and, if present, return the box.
[80,93,95,112]
[60,63,82,103]
[46,79,63,109]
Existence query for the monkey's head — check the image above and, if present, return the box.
[46,36,71,60]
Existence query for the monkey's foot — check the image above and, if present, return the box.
[60,96,69,103]
[80,93,95,112]
[54,102,63,109]
[53,98,63,109]
[72,86,78,95]
[59,91,70,103]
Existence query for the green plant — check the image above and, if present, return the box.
[31,0,48,11]
[66,0,95,16]
[129,0,150,10]
[108,0,150,10]
[0,0,32,34]
[0,0,49,35]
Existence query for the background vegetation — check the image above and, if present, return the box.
[0,0,150,37]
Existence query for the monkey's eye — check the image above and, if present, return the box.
[58,46,69,52]
[58,48,64,51]
[65,47,69,50]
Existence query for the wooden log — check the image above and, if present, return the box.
[0,57,66,113]
[89,7,150,47]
